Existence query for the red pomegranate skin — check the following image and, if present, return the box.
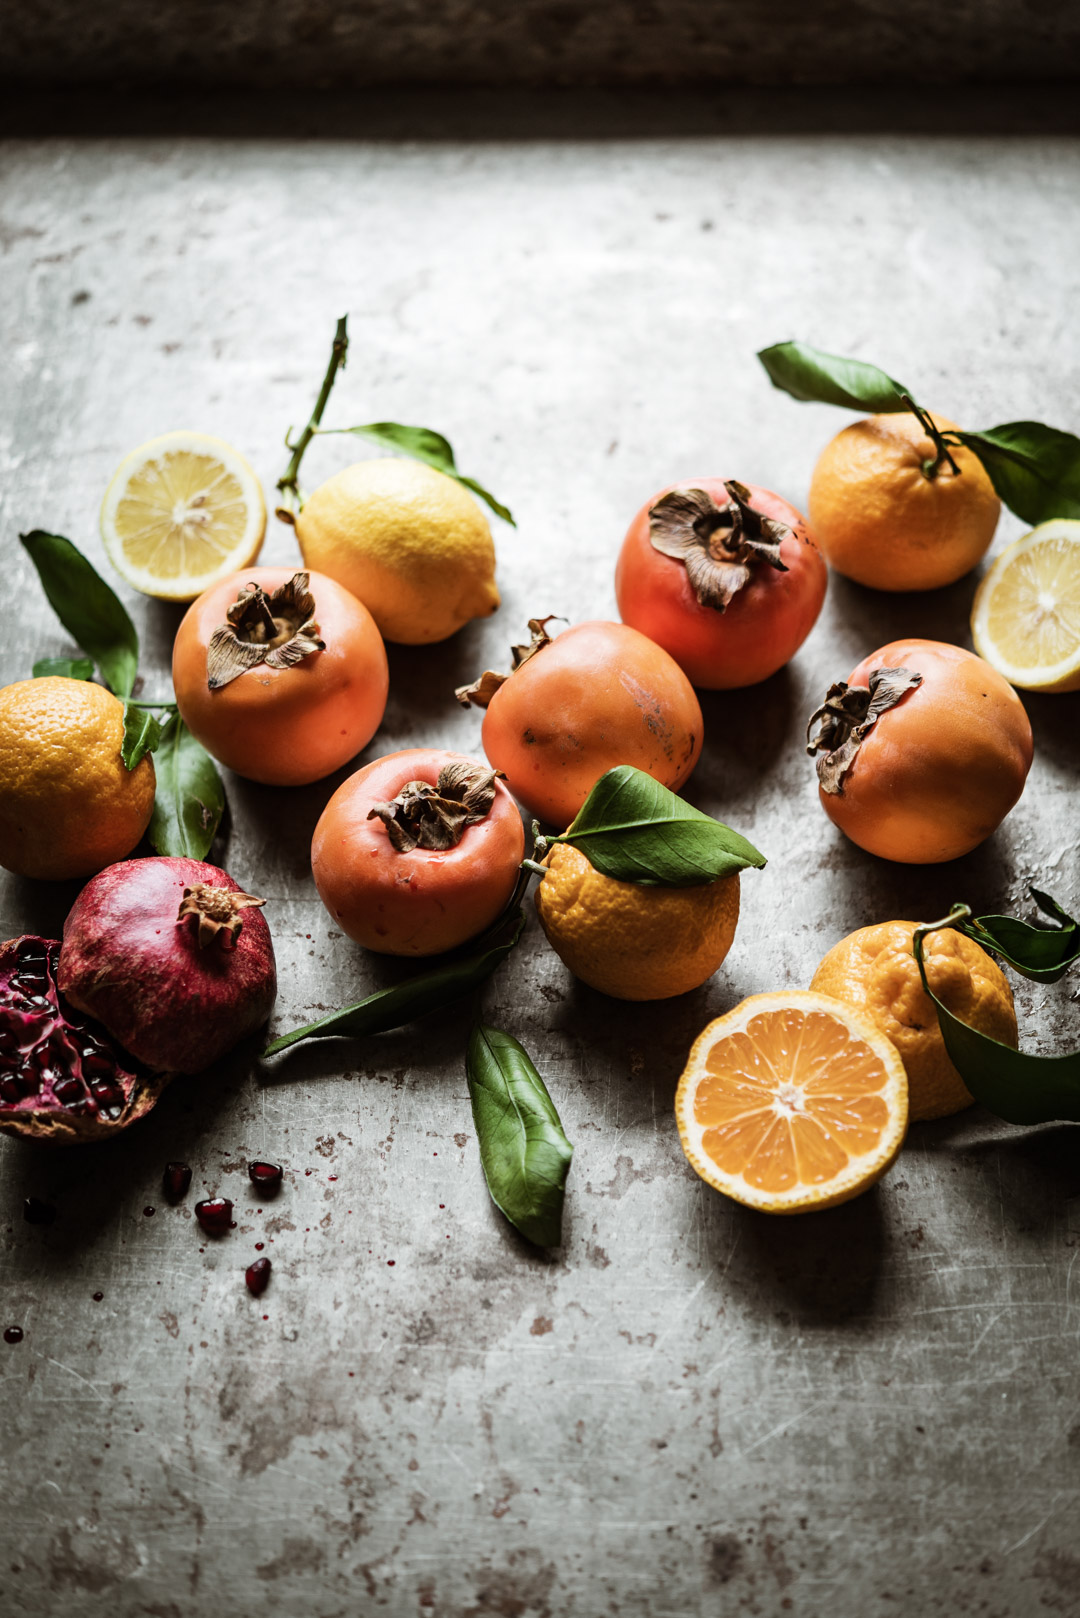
[58,858,277,1074]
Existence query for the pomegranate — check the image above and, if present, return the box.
[163,1162,192,1202]
[58,858,277,1074]
[249,1160,283,1192]
[0,936,167,1145]
[245,1256,272,1295]
[196,1196,233,1234]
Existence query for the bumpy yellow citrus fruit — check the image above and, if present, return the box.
[675,991,908,1213]
[810,920,1017,1121]
[101,431,265,601]
[0,678,156,880]
[971,519,1080,692]
[809,412,1000,591]
[295,459,499,644]
[534,842,740,1000]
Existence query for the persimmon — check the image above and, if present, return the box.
[615,479,827,688]
[173,567,388,786]
[311,750,525,955]
[457,618,703,828]
[807,638,1033,864]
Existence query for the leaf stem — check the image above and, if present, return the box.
[900,393,961,479]
[275,315,349,525]
[520,858,549,878]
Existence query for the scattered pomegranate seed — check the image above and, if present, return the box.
[163,1162,192,1202]
[143,1206,155,1217]
[194,1197,233,1235]
[245,1257,272,1296]
[92,1292,104,1302]
[248,1161,283,1192]
[4,1326,24,1344]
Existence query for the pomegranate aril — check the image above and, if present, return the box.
[89,1078,124,1108]
[248,1161,283,1192]
[163,1162,192,1202]
[195,1197,233,1235]
[4,1326,24,1344]
[53,1077,85,1106]
[24,1197,56,1225]
[245,1257,271,1296]
[82,1052,115,1078]
[0,1079,22,1103]
[16,1068,40,1097]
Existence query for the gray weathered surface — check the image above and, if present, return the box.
[1,99,1079,1616]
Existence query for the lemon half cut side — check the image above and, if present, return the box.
[101,431,266,601]
[971,519,1080,693]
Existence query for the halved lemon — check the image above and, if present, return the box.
[971,519,1080,693]
[675,991,908,1214]
[101,431,266,601]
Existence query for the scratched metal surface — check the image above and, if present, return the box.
[1,96,1079,1618]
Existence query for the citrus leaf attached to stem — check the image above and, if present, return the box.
[957,424,1080,526]
[120,703,165,771]
[552,766,766,886]
[912,900,1080,1125]
[21,530,139,698]
[321,421,515,526]
[757,340,911,414]
[32,656,94,681]
[466,1024,573,1247]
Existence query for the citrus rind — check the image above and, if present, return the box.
[675,990,908,1214]
[100,430,266,602]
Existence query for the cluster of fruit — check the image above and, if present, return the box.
[2,325,1078,1230]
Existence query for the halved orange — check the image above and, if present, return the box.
[675,991,908,1213]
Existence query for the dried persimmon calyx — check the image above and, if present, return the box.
[648,480,790,611]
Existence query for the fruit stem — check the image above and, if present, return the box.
[900,393,962,480]
[912,903,972,958]
[276,315,349,525]
[520,858,549,878]
[125,698,178,709]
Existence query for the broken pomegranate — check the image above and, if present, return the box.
[58,857,277,1074]
[0,936,167,1145]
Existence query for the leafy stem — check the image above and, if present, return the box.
[899,394,961,480]
[912,904,972,959]
[275,314,349,524]
[520,858,549,878]
[124,698,178,709]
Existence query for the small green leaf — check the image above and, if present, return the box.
[466,1024,573,1247]
[147,714,225,858]
[554,766,766,886]
[331,421,515,525]
[121,703,165,771]
[913,921,1080,1125]
[32,656,94,681]
[20,530,139,698]
[263,904,525,1055]
[959,888,1080,984]
[757,341,910,414]
[957,423,1080,525]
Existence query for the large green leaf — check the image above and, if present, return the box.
[329,421,515,525]
[32,655,94,681]
[958,889,1080,984]
[913,902,1080,1125]
[20,530,139,698]
[147,714,224,858]
[757,341,910,414]
[263,906,525,1055]
[466,1024,573,1247]
[552,766,766,886]
[958,423,1080,525]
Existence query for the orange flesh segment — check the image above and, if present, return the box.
[694,1008,891,1194]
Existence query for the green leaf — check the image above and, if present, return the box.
[466,1024,573,1247]
[959,889,1080,984]
[263,904,525,1056]
[553,766,766,886]
[121,703,165,771]
[958,423,1080,525]
[913,921,1080,1125]
[757,341,911,414]
[147,714,225,858]
[332,422,515,525]
[32,656,94,680]
[20,530,139,698]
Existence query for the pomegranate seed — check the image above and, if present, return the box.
[195,1197,233,1235]
[23,1197,55,1225]
[245,1257,271,1296]
[163,1162,192,1202]
[52,1077,85,1106]
[3,1326,23,1344]
[248,1161,283,1192]
[0,1078,22,1104]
